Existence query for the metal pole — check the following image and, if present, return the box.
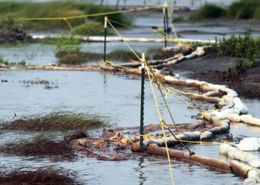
[163,7,167,48]
[139,53,145,152]
[103,16,108,63]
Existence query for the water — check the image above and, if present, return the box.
[0,0,237,8]
[0,70,199,126]
[0,1,259,183]
[0,69,253,185]
[87,0,237,9]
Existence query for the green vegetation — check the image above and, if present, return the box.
[172,16,185,22]
[214,32,257,77]
[254,7,260,20]
[189,4,226,21]
[0,16,30,44]
[215,32,256,60]
[55,36,81,56]
[256,37,260,56]
[0,55,26,66]
[228,0,260,20]
[56,49,142,65]
[72,22,102,36]
[1,112,108,131]
[54,35,142,64]
[0,1,132,33]
[189,0,260,21]
[0,55,7,65]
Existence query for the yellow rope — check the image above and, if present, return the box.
[146,65,175,185]
[63,18,73,31]
[141,133,230,145]
[107,18,141,61]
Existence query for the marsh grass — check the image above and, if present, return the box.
[72,22,103,36]
[189,0,260,21]
[0,2,132,31]
[213,32,257,77]
[0,136,75,161]
[256,37,260,56]
[0,167,80,185]
[1,112,108,131]
[56,49,142,64]
[0,16,31,44]
[228,0,260,20]
[189,4,226,21]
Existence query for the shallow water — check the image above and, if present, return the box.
[0,2,259,183]
[0,69,257,185]
[0,70,199,125]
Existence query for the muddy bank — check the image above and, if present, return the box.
[164,53,260,98]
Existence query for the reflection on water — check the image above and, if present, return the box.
[137,158,147,185]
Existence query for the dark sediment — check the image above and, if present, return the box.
[0,136,76,161]
[0,167,80,185]
[164,52,260,98]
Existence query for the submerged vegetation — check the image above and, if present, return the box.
[1,112,108,131]
[0,136,75,161]
[189,0,260,21]
[0,167,80,185]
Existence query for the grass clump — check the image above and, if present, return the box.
[0,16,30,44]
[1,112,108,131]
[189,4,226,21]
[0,55,8,65]
[172,16,185,23]
[256,37,260,56]
[0,2,132,31]
[0,136,75,161]
[0,167,80,185]
[108,49,141,61]
[215,32,256,60]
[228,0,260,19]
[254,7,260,20]
[214,32,257,77]
[55,36,81,56]
[189,0,260,21]
[72,22,104,36]
[56,48,142,65]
